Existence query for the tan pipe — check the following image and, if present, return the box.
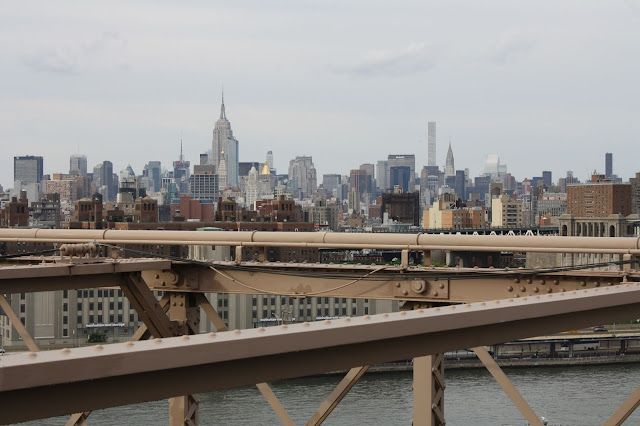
[0,229,638,254]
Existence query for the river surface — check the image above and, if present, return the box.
[22,364,640,425]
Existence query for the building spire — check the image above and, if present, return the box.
[220,87,226,120]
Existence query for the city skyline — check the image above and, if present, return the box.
[2,2,639,188]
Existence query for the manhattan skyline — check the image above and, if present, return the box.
[1,1,639,188]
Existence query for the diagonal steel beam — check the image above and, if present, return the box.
[195,293,294,425]
[65,294,172,426]
[0,294,39,352]
[472,346,542,426]
[306,366,370,426]
[3,284,640,424]
[120,273,174,338]
[604,384,640,426]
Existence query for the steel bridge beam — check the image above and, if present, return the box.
[2,284,640,424]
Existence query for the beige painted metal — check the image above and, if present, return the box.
[604,385,640,426]
[0,228,639,254]
[65,412,90,426]
[3,284,640,423]
[472,347,542,425]
[145,263,639,303]
[195,294,228,332]
[256,383,296,426]
[413,354,445,426]
[0,294,39,352]
[196,294,292,424]
[169,394,199,426]
[305,366,370,426]
[120,273,175,338]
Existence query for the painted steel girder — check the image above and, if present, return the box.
[143,262,640,303]
[2,283,640,424]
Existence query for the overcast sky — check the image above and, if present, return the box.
[2,1,639,189]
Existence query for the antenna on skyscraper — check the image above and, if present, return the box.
[180,129,184,162]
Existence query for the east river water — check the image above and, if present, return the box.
[22,364,640,425]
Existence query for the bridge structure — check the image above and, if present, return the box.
[1,229,640,425]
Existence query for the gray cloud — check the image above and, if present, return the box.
[21,31,123,75]
[332,42,436,77]
[491,37,535,64]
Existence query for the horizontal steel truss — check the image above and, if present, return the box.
[1,258,638,303]
[0,228,639,254]
[2,283,640,424]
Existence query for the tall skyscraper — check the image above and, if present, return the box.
[376,160,389,192]
[444,142,455,177]
[266,151,274,172]
[288,156,317,199]
[92,161,115,201]
[14,155,44,184]
[428,122,436,167]
[605,152,613,179]
[69,154,87,176]
[211,92,239,187]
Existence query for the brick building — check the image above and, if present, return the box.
[567,175,631,217]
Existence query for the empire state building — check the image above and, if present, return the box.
[212,92,239,186]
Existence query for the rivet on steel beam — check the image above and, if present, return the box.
[94,345,104,351]
[125,342,134,347]
[608,282,614,286]
[395,283,401,288]
[364,315,371,320]
[61,348,71,354]
[439,283,445,289]
[302,322,310,327]
[280,325,288,329]
[433,291,439,297]
[526,279,532,284]
[580,281,586,287]
[434,307,441,312]
[343,317,351,322]
[533,287,539,293]
[233,330,242,335]
[521,297,528,301]
[561,289,566,293]
[507,286,514,292]
[547,288,552,293]
[515,294,520,298]
[540,280,546,285]
[450,305,456,310]
[181,335,190,341]
[514,278,520,283]
[417,309,425,314]
[595,281,600,287]
[520,286,526,292]
[323,320,331,325]
[402,290,409,296]
[208,332,216,338]
[154,339,162,344]
[161,281,166,286]
[400,311,407,316]
[155,274,160,279]
[553,280,559,285]
[28,353,37,359]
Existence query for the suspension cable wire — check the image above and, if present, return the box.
[0,248,59,260]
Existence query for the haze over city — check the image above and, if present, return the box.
[2,1,639,188]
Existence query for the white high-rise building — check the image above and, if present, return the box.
[444,142,455,177]
[288,156,317,199]
[428,122,436,167]
[212,92,239,187]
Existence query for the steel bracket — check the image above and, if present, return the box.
[142,269,199,291]
[394,279,449,299]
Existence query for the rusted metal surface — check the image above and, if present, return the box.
[0,228,639,254]
[2,284,640,424]
[472,346,542,425]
